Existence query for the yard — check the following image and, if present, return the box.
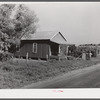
[0,56,100,88]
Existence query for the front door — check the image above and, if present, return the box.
[51,44,59,56]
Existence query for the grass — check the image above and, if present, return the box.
[0,56,100,88]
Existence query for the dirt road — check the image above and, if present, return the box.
[22,63,100,88]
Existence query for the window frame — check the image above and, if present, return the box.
[32,43,37,53]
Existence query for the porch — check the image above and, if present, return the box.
[49,43,68,60]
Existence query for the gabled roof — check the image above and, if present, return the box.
[21,31,67,44]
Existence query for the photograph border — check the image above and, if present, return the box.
[0,0,99,99]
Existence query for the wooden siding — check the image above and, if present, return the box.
[20,40,49,59]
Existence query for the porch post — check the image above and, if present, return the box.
[58,45,60,61]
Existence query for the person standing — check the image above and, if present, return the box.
[82,51,86,60]
[89,51,92,59]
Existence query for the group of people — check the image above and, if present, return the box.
[82,51,92,60]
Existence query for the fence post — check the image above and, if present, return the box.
[26,52,28,65]
[58,54,60,61]
[46,54,48,61]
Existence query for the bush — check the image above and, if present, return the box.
[0,52,13,62]
[2,66,13,72]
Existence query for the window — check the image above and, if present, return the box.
[32,43,37,53]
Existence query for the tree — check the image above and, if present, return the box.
[13,4,38,39]
[0,4,15,39]
[68,45,77,56]
[0,4,39,53]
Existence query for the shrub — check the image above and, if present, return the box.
[0,52,13,62]
[2,66,13,72]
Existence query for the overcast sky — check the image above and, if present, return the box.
[26,2,100,45]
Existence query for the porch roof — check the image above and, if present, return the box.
[50,40,67,44]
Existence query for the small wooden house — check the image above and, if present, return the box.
[19,31,67,60]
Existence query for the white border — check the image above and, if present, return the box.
[0,89,100,98]
[0,2,100,4]
[0,2,99,98]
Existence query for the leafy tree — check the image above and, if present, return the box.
[0,4,39,53]
[13,4,38,39]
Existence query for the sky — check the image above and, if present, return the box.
[26,2,100,45]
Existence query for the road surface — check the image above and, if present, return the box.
[22,63,100,88]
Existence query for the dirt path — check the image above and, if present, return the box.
[21,63,100,88]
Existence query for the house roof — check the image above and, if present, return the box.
[21,31,67,44]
